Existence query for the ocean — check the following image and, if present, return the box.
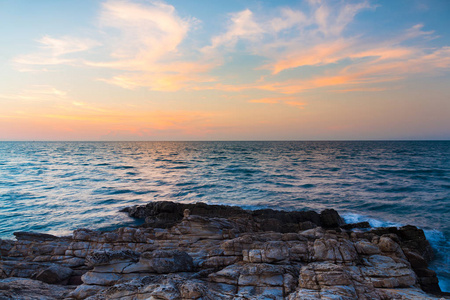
[0,141,448,291]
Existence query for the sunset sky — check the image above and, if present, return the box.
[1,0,449,141]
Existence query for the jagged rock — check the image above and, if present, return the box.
[123,201,249,229]
[0,201,446,299]
[85,250,140,267]
[0,277,74,299]
[137,250,194,273]
[122,201,344,232]
[341,221,371,230]
[319,209,344,228]
[14,232,60,242]
[35,264,73,284]
[354,240,381,255]
[371,225,434,261]
[299,221,317,231]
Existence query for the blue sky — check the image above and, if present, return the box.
[0,0,449,140]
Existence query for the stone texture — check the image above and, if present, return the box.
[35,264,73,284]
[0,201,447,300]
[0,277,74,299]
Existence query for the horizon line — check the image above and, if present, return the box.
[1,139,449,142]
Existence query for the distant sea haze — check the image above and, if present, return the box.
[0,141,448,291]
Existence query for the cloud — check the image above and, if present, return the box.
[203,9,263,54]
[97,0,189,64]
[14,0,214,91]
[314,1,373,36]
[269,8,307,32]
[249,96,306,109]
[13,36,98,69]
[202,40,450,95]
[0,85,68,101]
[11,0,450,95]
[204,1,373,55]
[199,10,449,94]
[90,0,217,91]
[269,39,353,74]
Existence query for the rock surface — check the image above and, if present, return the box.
[0,277,74,299]
[0,201,448,299]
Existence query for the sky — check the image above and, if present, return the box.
[0,0,449,141]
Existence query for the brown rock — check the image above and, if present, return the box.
[35,264,73,284]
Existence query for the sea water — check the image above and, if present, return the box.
[0,141,448,290]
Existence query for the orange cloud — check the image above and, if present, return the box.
[10,0,450,97]
[331,87,393,93]
[0,85,68,101]
[95,61,217,91]
[91,0,214,91]
[284,101,306,109]
[0,101,217,140]
[270,39,352,74]
[249,97,295,104]
[249,97,306,108]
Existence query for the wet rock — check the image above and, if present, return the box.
[122,201,344,232]
[319,209,344,228]
[299,221,317,231]
[341,221,371,230]
[397,225,434,262]
[14,232,60,242]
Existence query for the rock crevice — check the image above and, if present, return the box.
[0,201,447,299]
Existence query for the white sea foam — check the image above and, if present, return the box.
[342,213,402,228]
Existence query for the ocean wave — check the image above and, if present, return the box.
[0,141,448,290]
[93,188,156,195]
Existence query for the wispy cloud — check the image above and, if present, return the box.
[200,10,448,94]
[14,0,215,91]
[0,85,68,100]
[87,0,217,91]
[249,96,306,109]
[202,9,263,55]
[13,36,98,70]
[12,0,450,95]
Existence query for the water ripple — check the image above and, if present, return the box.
[0,141,448,290]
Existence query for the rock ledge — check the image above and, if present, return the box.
[1,201,448,299]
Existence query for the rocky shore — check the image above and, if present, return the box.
[0,201,448,299]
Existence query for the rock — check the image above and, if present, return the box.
[371,225,434,262]
[341,221,371,230]
[378,236,400,252]
[70,284,104,299]
[137,250,194,273]
[404,249,428,269]
[0,201,445,299]
[14,232,60,242]
[0,277,74,299]
[319,209,344,228]
[85,250,140,267]
[121,201,346,232]
[354,240,380,255]
[369,225,442,294]
[299,221,317,231]
[35,264,73,284]
[377,287,446,300]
